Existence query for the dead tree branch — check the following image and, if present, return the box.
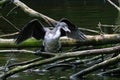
[0,32,18,38]
[1,16,20,31]
[0,49,34,53]
[70,54,120,79]
[1,45,120,79]
[0,34,120,48]
[13,0,57,25]
[107,0,120,11]
[99,67,120,76]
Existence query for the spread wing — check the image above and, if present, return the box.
[60,18,87,40]
[15,19,46,44]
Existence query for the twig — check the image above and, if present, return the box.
[1,16,20,31]
[78,27,99,34]
[70,55,102,66]
[6,6,19,16]
[8,57,42,69]
[99,67,120,76]
[0,32,18,38]
[3,53,13,72]
[0,49,35,53]
[97,22,105,34]
[0,49,56,57]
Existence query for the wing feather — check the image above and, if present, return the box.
[60,18,87,41]
[15,19,46,44]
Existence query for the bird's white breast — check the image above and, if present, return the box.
[43,31,61,52]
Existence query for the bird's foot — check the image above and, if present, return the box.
[34,50,42,56]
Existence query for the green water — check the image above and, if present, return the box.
[0,0,119,80]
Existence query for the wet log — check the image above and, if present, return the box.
[0,38,42,48]
[99,67,120,76]
[1,45,120,80]
[0,49,102,68]
[70,54,120,80]
[0,34,120,48]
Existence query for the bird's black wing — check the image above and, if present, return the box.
[15,19,46,44]
[60,18,87,41]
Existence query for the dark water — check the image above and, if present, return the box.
[0,0,119,80]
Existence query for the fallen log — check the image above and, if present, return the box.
[70,54,120,80]
[0,34,120,48]
[1,45,120,80]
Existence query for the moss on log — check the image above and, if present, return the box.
[0,34,120,48]
[0,38,42,48]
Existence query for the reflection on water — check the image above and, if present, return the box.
[0,0,119,80]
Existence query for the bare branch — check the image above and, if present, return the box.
[70,54,120,79]
[0,34,120,48]
[1,16,20,31]
[2,45,120,79]
[6,6,19,16]
[107,0,120,11]
[0,49,35,53]
[13,0,57,25]
[0,32,18,38]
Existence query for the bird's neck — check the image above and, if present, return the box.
[53,28,61,39]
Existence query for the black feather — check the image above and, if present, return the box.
[15,19,46,44]
[60,18,87,41]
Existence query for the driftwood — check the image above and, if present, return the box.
[0,49,102,69]
[0,49,34,53]
[0,34,120,48]
[99,67,120,76]
[70,54,120,80]
[1,45,120,79]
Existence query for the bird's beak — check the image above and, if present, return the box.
[63,26,71,33]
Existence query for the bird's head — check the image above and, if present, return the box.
[56,22,71,33]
